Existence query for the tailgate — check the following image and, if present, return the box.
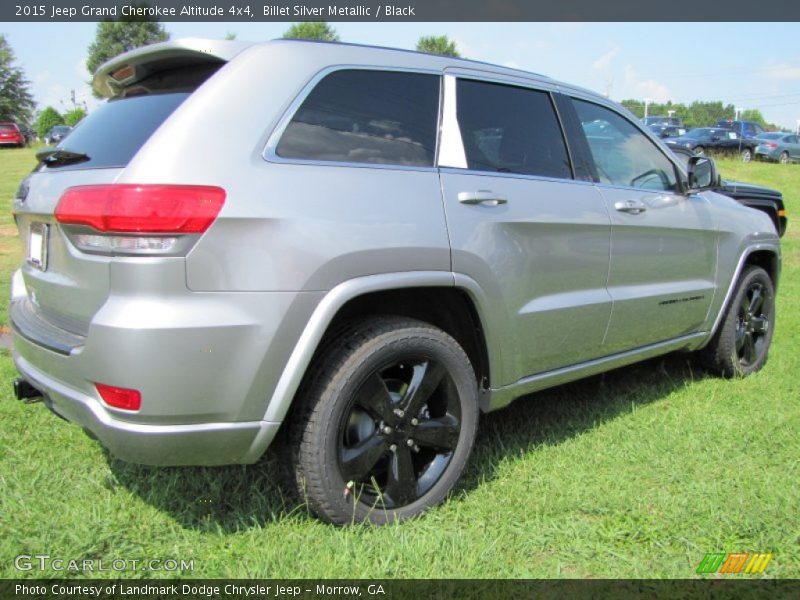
[14,169,122,334]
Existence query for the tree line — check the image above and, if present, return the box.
[620,99,781,131]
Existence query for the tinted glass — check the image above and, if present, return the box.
[0,124,15,131]
[456,79,571,179]
[685,129,712,140]
[43,93,189,170]
[573,99,678,192]
[276,70,439,167]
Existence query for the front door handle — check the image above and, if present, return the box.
[614,199,647,214]
[458,191,508,207]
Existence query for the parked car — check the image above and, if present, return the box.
[754,132,800,164]
[20,127,36,145]
[11,39,780,525]
[643,115,683,127]
[44,125,72,145]
[649,124,686,139]
[664,127,757,160]
[670,146,787,236]
[716,119,766,139]
[0,122,26,147]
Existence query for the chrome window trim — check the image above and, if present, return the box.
[438,74,467,169]
[438,166,595,188]
[263,64,442,173]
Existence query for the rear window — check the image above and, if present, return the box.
[275,69,440,167]
[42,93,189,170]
[0,124,17,131]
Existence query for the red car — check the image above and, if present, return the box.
[0,122,25,147]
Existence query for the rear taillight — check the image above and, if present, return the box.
[55,184,225,255]
[763,142,778,149]
[96,383,141,411]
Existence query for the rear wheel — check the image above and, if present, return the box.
[288,316,479,525]
[699,266,775,377]
[779,152,790,164]
[693,146,705,156]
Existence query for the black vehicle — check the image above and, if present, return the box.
[671,146,787,236]
[649,124,686,139]
[44,125,72,146]
[665,127,757,161]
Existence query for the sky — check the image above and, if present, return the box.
[3,21,800,130]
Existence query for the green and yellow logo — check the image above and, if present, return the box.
[696,552,773,575]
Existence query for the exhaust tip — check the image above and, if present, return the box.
[13,378,42,402]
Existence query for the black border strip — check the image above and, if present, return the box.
[4,0,800,22]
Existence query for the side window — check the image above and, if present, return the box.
[572,99,678,192]
[455,79,571,179]
[275,70,439,167]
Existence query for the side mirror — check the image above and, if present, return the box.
[687,156,717,191]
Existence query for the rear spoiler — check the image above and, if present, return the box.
[92,38,253,98]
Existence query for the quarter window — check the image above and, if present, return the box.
[275,69,439,167]
[573,99,678,192]
[455,79,572,179]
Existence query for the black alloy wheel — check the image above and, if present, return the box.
[289,316,479,525]
[339,357,462,509]
[734,280,771,369]
[698,266,775,377]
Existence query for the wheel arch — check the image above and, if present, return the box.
[702,244,780,348]
[261,272,497,427]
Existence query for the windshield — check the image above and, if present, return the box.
[757,132,783,140]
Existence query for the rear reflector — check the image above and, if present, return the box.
[55,184,225,233]
[96,383,141,411]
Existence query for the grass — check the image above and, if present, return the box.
[0,148,798,579]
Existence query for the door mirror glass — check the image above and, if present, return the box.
[687,156,717,191]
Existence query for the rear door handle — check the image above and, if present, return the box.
[614,199,647,214]
[458,191,508,207]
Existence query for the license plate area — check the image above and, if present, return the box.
[28,222,49,271]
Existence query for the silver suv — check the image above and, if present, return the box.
[11,39,780,524]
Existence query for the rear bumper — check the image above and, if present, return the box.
[9,268,317,466]
[14,350,280,466]
[754,150,779,161]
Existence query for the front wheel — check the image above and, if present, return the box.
[693,146,705,156]
[698,266,775,377]
[741,147,752,163]
[289,316,479,525]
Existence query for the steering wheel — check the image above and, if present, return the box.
[630,168,670,190]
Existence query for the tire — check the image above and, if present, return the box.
[288,316,479,525]
[741,147,752,163]
[779,152,789,164]
[693,146,705,156]
[699,266,775,377]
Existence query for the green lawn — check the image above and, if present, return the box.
[0,148,797,578]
